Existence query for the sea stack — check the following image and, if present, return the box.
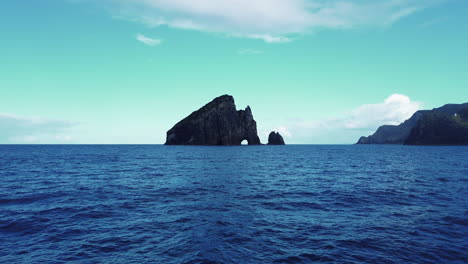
[165,95,261,145]
[267,131,285,145]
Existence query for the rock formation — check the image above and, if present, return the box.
[267,131,285,145]
[357,103,468,145]
[165,95,261,145]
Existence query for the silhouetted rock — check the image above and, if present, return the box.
[357,103,468,145]
[165,95,261,145]
[267,132,285,145]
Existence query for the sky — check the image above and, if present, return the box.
[0,0,467,144]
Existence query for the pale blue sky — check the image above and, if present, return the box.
[1,0,467,144]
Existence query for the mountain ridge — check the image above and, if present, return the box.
[357,103,468,145]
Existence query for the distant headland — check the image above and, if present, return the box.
[165,95,285,146]
[357,103,468,145]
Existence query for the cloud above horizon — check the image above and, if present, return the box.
[343,94,422,129]
[0,113,76,143]
[99,0,444,42]
[281,94,422,143]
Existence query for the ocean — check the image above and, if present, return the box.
[0,145,467,263]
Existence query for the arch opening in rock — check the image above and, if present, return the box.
[164,95,261,146]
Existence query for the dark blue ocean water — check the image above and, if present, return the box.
[0,145,467,264]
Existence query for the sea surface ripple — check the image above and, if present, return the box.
[0,145,467,263]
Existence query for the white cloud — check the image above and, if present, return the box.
[280,94,422,143]
[343,94,422,129]
[237,49,263,55]
[246,34,292,43]
[0,113,76,143]
[136,34,162,46]
[99,0,444,42]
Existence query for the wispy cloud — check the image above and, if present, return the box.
[280,94,422,143]
[0,113,76,143]
[136,34,162,46]
[98,0,444,42]
[246,34,292,43]
[237,49,263,55]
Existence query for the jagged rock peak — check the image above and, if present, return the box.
[268,131,285,145]
[165,95,261,146]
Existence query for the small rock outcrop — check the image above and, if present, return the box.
[165,95,261,145]
[357,103,468,145]
[267,132,285,145]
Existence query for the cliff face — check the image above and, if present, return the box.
[357,103,468,145]
[404,110,468,145]
[165,95,261,145]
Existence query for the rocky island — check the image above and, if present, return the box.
[165,95,285,146]
[267,132,285,145]
[357,103,468,145]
